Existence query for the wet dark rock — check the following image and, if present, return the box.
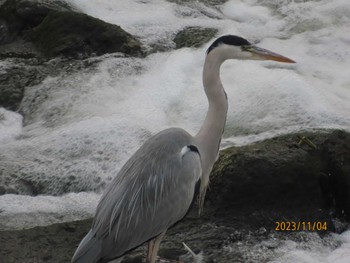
[319,130,350,220]
[0,219,93,263]
[0,19,12,44]
[208,133,323,221]
[0,185,5,195]
[173,27,218,49]
[0,40,42,59]
[1,130,349,262]
[0,0,73,44]
[0,60,45,110]
[207,130,350,230]
[30,11,143,58]
[0,70,25,111]
[0,0,143,59]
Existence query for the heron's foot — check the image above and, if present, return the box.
[182,243,204,263]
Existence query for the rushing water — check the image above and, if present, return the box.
[1,0,350,262]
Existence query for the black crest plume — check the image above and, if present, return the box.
[207,35,251,54]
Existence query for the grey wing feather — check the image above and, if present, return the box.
[76,128,202,261]
[71,229,102,263]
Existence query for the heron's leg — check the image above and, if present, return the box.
[198,185,208,216]
[146,231,166,263]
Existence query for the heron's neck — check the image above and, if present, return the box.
[195,52,228,182]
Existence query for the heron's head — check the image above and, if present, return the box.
[207,35,295,63]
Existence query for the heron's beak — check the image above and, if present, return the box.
[244,45,296,63]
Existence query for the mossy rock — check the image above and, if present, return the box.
[30,11,143,58]
[207,130,350,224]
[173,27,218,49]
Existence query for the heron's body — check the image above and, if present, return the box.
[72,35,295,263]
[72,128,201,262]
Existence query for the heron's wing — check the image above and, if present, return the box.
[92,128,201,259]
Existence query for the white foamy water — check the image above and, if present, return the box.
[1,0,350,261]
[0,192,99,230]
[270,231,350,263]
[0,108,22,144]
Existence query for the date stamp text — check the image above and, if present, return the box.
[275,221,327,231]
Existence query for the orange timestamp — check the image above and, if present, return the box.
[275,221,327,231]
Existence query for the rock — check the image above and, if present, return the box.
[30,11,143,58]
[173,27,218,49]
[0,39,42,59]
[206,130,350,229]
[0,185,5,195]
[319,130,350,220]
[0,0,73,44]
[0,19,12,44]
[0,0,143,58]
[0,60,44,111]
[208,133,322,218]
[0,219,93,263]
[0,69,26,111]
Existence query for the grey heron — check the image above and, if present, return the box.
[72,35,295,263]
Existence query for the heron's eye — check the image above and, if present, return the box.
[241,45,252,52]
